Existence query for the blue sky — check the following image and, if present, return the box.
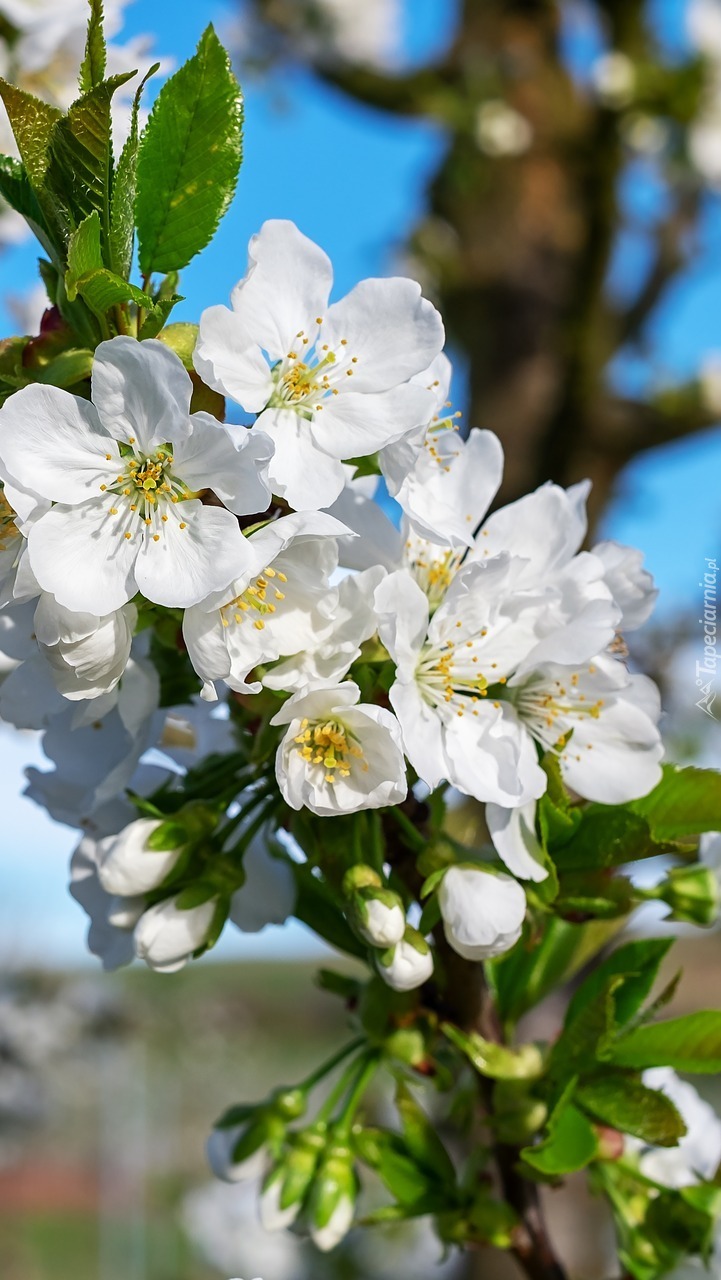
[0,0,718,966]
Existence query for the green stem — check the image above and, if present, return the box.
[334,1053,379,1137]
[385,806,427,852]
[316,1054,369,1125]
[299,1037,366,1094]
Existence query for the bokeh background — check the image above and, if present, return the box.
[0,1,720,1277]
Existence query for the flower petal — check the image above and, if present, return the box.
[323,277,444,392]
[91,337,193,448]
[133,501,254,608]
[256,408,346,509]
[0,383,118,504]
[176,414,273,516]
[193,303,273,412]
[28,500,139,613]
[229,219,333,360]
[311,383,434,459]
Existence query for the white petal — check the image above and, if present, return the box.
[28,501,139,613]
[0,383,118,503]
[230,219,333,360]
[323,277,444,392]
[176,414,273,515]
[486,801,549,881]
[375,570,429,671]
[399,429,504,548]
[193,304,273,411]
[257,408,346,509]
[133,502,254,609]
[91,336,192,449]
[311,383,435,459]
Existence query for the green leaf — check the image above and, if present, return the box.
[44,72,137,245]
[137,293,183,340]
[395,1082,456,1185]
[564,938,673,1031]
[607,1011,721,1073]
[492,915,624,1025]
[551,977,622,1075]
[353,1127,449,1209]
[65,211,103,299]
[629,766,721,841]
[442,1023,544,1081]
[136,25,243,274]
[75,269,153,319]
[551,807,678,872]
[0,80,62,189]
[0,155,56,259]
[79,0,107,94]
[576,1077,686,1146]
[108,61,159,280]
[521,1101,597,1176]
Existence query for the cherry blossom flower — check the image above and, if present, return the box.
[0,337,274,613]
[194,219,444,509]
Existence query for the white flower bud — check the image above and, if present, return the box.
[377,927,434,992]
[98,818,182,897]
[357,895,406,947]
[206,1124,267,1184]
[311,1192,355,1252]
[439,865,526,961]
[106,894,146,929]
[259,1170,303,1232]
[133,895,217,973]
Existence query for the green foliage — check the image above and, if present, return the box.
[521,1092,598,1176]
[0,155,55,257]
[0,80,62,190]
[394,1082,456,1185]
[79,0,107,94]
[629,766,721,840]
[136,25,243,275]
[564,938,673,1029]
[608,1011,721,1073]
[442,1023,545,1081]
[491,915,623,1024]
[576,1077,686,1146]
[108,63,159,279]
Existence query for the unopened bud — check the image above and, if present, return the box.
[260,1124,327,1231]
[595,1125,625,1161]
[377,926,434,992]
[134,894,218,973]
[660,864,720,926]
[308,1136,357,1252]
[98,818,183,896]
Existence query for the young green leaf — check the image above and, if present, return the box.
[74,269,153,320]
[521,1101,597,1176]
[0,81,62,189]
[136,25,243,275]
[564,938,674,1031]
[629,766,721,841]
[109,62,159,280]
[551,976,623,1074]
[607,1011,721,1073]
[0,156,57,260]
[79,0,107,94]
[395,1082,456,1184]
[442,1023,545,1081]
[551,807,680,872]
[491,915,623,1024]
[576,1076,687,1146]
[65,210,103,299]
[44,72,137,244]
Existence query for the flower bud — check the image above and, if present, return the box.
[260,1124,327,1231]
[308,1136,357,1252]
[208,1088,306,1184]
[98,818,182,897]
[376,926,434,992]
[353,888,406,948]
[438,864,526,961]
[133,895,218,973]
[659,864,720,926]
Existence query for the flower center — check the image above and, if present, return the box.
[293,717,367,785]
[405,540,465,610]
[416,631,505,721]
[219,565,288,633]
[266,322,358,418]
[512,669,605,752]
[99,442,191,543]
[0,488,20,553]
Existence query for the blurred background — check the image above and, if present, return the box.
[0,0,720,1276]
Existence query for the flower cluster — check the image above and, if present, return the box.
[0,217,666,987]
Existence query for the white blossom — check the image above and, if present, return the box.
[0,337,274,614]
[96,817,182,897]
[486,800,549,882]
[311,1193,355,1252]
[194,219,444,509]
[133,895,218,974]
[34,594,136,701]
[636,1068,721,1188]
[593,540,657,631]
[183,511,347,701]
[377,928,434,992]
[438,865,526,961]
[271,681,407,816]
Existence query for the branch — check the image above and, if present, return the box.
[613,194,700,351]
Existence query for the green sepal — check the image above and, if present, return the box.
[442,1023,545,1081]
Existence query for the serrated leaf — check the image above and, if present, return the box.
[521,1101,597,1175]
[629,766,721,841]
[551,807,679,872]
[607,1011,721,1073]
[136,25,243,274]
[551,977,622,1074]
[75,269,153,319]
[79,0,107,94]
[109,62,159,280]
[0,155,57,259]
[0,80,62,188]
[491,915,623,1025]
[576,1076,686,1146]
[564,938,673,1031]
[395,1082,456,1184]
[65,211,103,299]
[138,293,183,340]
[44,72,137,244]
